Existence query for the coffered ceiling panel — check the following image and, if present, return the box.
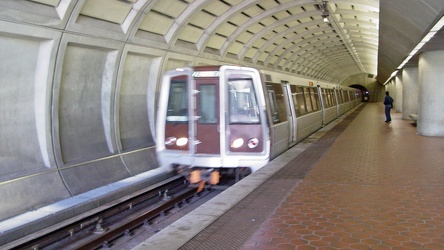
[6,0,443,84]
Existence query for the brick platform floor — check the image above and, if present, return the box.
[241,103,444,250]
[176,103,444,250]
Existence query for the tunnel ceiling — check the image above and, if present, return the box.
[126,0,379,83]
[1,0,381,84]
[378,0,444,84]
[77,0,381,84]
[4,0,442,85]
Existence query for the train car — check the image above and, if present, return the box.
[156,65,270,175]
[156,65,361,178]
[260,70,359,159]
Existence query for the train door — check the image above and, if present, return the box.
[157,68,193,153]
[220,66,269,166]
[333,88,339,118]
[194,77,220,154]
[266,84,280,124]
[282,81,297,145]
[317,86,326,125]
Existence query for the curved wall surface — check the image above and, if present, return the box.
[0,1,169,221]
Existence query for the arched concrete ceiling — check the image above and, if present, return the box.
[150,0,379,83]
[2,1,444,84]
[378,0,444,84]
[1,0,381,84]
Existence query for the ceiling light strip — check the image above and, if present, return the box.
[327,5,366,73]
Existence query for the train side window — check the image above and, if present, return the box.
[344,91,350,102]
[310,87,320,111]
[266,84,280,123]
[322,89,331,108]
[290,85,301,116]
[328,89,335,106]
[198,84,217,124]
[270,83,288,123]
[166,80,188,123]
[295,86,307,115]
[337,90,344,104]
[303,87,313,113]
[323,89,334,108]
[228,78,260,124]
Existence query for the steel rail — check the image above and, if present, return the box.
[71,186,201,250]
[12,175,187,250]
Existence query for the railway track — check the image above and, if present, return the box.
[11,175,219,250]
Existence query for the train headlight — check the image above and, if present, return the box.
[231,138,244,148]
[165,137,177,146]
[247,138,259,148]
[176,137,188,146]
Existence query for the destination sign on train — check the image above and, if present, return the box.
[192,71,221,77]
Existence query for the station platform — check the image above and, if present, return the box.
[133,103,444,250]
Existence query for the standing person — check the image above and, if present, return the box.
[383,91,394,122]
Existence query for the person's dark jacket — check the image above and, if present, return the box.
[384,95,394,108]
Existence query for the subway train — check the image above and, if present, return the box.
[156,65,361,178]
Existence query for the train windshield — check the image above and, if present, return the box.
[166,79,188,123]
[228,79,260,124]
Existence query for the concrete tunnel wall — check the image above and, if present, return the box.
[0,20,170,221]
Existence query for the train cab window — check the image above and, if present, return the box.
[198,85,217,124]
[166,80,188,123]
[228,79,260,124]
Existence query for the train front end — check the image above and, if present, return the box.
[156,65,270,176]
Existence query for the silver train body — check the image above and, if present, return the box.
[156,65,361,172]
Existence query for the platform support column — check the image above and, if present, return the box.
[385,78,396,106]
[394,75,403,113]
[401,67,418,120]
[418,51,444,136]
